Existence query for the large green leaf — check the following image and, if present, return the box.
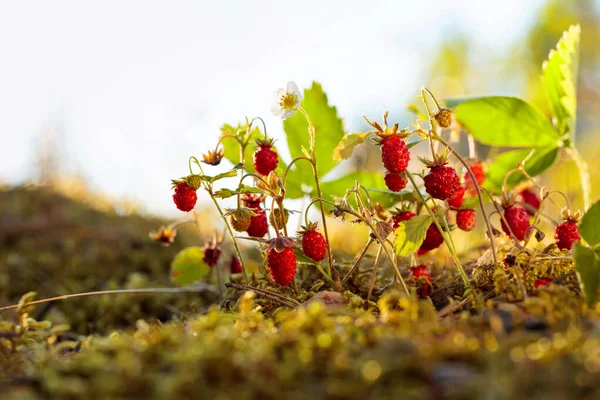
[283,82,345,198]
[541,24,580,137]
[484,147,559,192]
[579,200,600,247]
[455,96,558,148]
[170,247,210,286]
[574,243,600,306]
[332,133,371,163]
[394,215,433,257]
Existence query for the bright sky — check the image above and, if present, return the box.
[0,0,545,216]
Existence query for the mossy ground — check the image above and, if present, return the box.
[1,186,598,399]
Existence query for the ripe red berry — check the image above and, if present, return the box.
[300,227,327,262]
[391,211,416,230]
[411,265,432,297]
[447,185,465,208]
[203,247,221,267]
[253,142,278,176]
[456,209,476,231]
[173,182,198,212]
[424,165,460,200]
[384,172,407,192]
[501,206,530,241]
[268,247,297,286]
[535,278,553,289]
[554,220,580,250]
[418,223,444,254]
[381,135,410,174]
[230,256,243,274]
[241,194,263,209]
[464,161,486,194]
[246,209,269,238]
[519,188,541,216]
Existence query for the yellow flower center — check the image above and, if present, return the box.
[279,93,297,110]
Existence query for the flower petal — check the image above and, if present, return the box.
[281,109,297,119]
[286,81,300,95]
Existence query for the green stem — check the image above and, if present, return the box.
[341,237,374,285]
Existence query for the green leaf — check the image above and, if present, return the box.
[206,164,243,183]
[213,184,265,199]
[442,96,487,109]
[170,247,210,286]
[394,215,433,257]
[579,200,600,247]
[332,133,371,163]
[455,96,558,148]
[541,24,580,137]
[574,243,600,306]
[283,82,345,198]
[484,147,559,192]
[294,248,319,265]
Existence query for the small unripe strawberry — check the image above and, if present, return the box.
[391,211,416,230]
[268,246,297,286]
[299,223,327,262]
[384,172,407,192]
[253,140,278,176]
[411,265,432,297]
[381,135,410,174]
[424,165,460,200]
[433,108,452,128]
[463,161,485,194]
[185,174,203,191]
[554,220,580,250]
[230,256,243,274]
[228,207,255,232]
[418,223,444,254]
[173,182,198,212]
[535,278,553,289]
[501,206,530,241]
[519,188,541,216]
[456,209,476,231]
[447,185,465,208]
[246,209,269,238]
[269,207,289,230]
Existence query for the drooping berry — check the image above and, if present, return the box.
[433,108,452,128]
[411,265,432,297]
[463,161,486,194]
[173,182,198,212]
[269,207,289,230]
[501,206,530,241]
[246,209,269,238]
[241,193,264,209]
[299,223,327,262]
[268,246,297,286]
[424,165,460,200]
[418,223,444,254]
[456,209,476,231]
[230,256,243,274]
[253,140,278,176]
[519,188,541,216]
[447,185,465,208]
[202,242,221,268]
[381,135,410,174]
[384,172,407,192]
[228,207,255,232]
[535,278,553,289]
[554,220,580,250]
[391,211,416,230]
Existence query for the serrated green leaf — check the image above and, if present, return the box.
[484,147,559,192]
[170,247,210,286]
[283,82,345,198]
[333,133,371,162]
[455,96,558,148]
[579,200,600,247]
[394,215,433,257]
[574,243,600,306]
[213,184,265,199]
[541,24,580,137]
[207,165,243,183]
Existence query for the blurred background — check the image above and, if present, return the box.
[2,0,598,217]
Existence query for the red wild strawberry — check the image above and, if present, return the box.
[172,182,198,212]
[447,185,465,208]
[202,241,221,267]
[554,209,581,250]
[299,223,327,262]
[391,210,416,230]
[464,161,486,193]
[424,165,460,200]
[246,209,269,238]
[519,188,540,216]
[381,135,410,174]
[535,278,553,289]
[241,193,264,209]
[411,265,432,297]
[253,139,278,176]
[456,209,476,231]
[418,223,444,255]
[268,246,297,286]
[230,256,243,274]
[501,205,530,241]
[384,172,407,192]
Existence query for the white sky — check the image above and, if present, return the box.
[0,0,545,216]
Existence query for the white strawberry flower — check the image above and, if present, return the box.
[270,81,302,119]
